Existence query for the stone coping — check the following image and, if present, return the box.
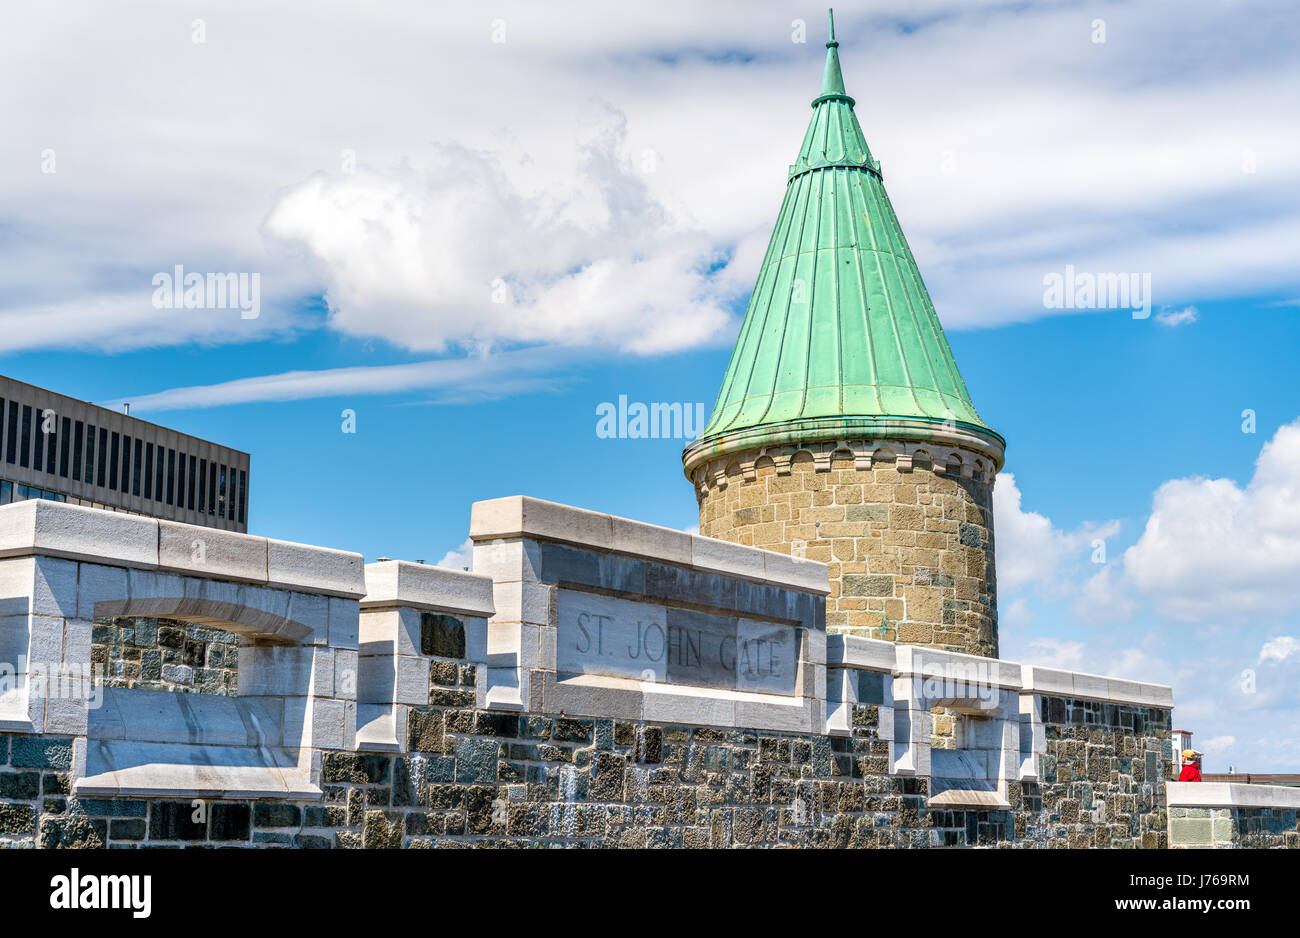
[827,634,1174,709]
[1166,781,1300,811]
[469,495,828,595]
[928,789,1012,810]
[540,672,817,734]
[826,633,897,672]
[74,738,321,800]
[0,499,365,598]
[362,559,494,617]
[1020,665,1173,709]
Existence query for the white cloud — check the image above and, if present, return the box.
[1155,305,1199,327]
[992,471,1119,596]
[3,0,1298,354]
[1017,636,1086,671]
[1199,735,1237,755]
[1107,419,1300,622]
[1259,636,1299,663]
[437,538,474,572]
[113,346,572,413]
[263,114,736,355]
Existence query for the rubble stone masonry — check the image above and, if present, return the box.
[0,616,1172,849]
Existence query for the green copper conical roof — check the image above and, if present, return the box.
[685,11,1003,475]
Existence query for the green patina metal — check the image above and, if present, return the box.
[685,10,1003,475]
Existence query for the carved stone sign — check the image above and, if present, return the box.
[556,590,798,695]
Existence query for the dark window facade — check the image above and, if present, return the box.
[0,384,247,530]
[72,420,84,482]
[5,402,17,464]
[59,416,71,477]
[20,405,32,469]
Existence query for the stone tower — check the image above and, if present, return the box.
[683,12,1005,658]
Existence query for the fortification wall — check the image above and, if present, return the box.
[0,496,1218,850]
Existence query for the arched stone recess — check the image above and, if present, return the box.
[892,646,1023,809]
[827,635,1025,810]
[0,499,366,801]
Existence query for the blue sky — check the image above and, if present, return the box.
[4,0,1299,770]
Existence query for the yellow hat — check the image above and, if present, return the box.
[1182,749,1198,760]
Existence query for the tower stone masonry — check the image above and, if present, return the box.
[684,13,1004,658]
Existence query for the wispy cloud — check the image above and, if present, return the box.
[112,347,573,413]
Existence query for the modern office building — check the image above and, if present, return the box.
[0,374,249,531]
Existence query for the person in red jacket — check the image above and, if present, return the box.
[1178,749,1203,781]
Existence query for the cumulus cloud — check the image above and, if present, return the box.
[437,538,474,572]
[993,471,1119,596]
[1259,636,1299,663]
[1002,426,1300,773]
[1105,419,1300,622]
[264,111,736,355]
[3,0,1298,354]
[1199,735,1236,755]
[1017,636,1086,671]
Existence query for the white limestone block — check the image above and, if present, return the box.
[762,550,830,595]
[483,666,527,711]
[490,581,552,627]
[267,537,365,598]
[328,596,360,649]
[610,516,693,566]
[826,632,897,671]
[800,627,827,664]
[362,559,495,617]
[471,539,541,583]
[285,590,330,645]
[733,696,811,734]
[356,655,395,704]
[359,607,417,655]
[1071,671,1109,700]
[158,520,268,582]
[334,648,358,700]
[0,614,29,672]
[645,684,737,729]
[75,738,319,800]
[470,496,614,550]
[541,673,641,721]
[32,557,78,618]
[1106,677,1174,708]
[90,688,284,747]
[463,616,488,664]
[43,682,90,736]
[393,654,428,706]
[690,534,766,582]
[0,500,158,568]
[355,704,403,752]
[0,558,37,614]
[25,615,66,666]
[283,696,347,751]
[239,645,332,697]
[1166,781,1300,810]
